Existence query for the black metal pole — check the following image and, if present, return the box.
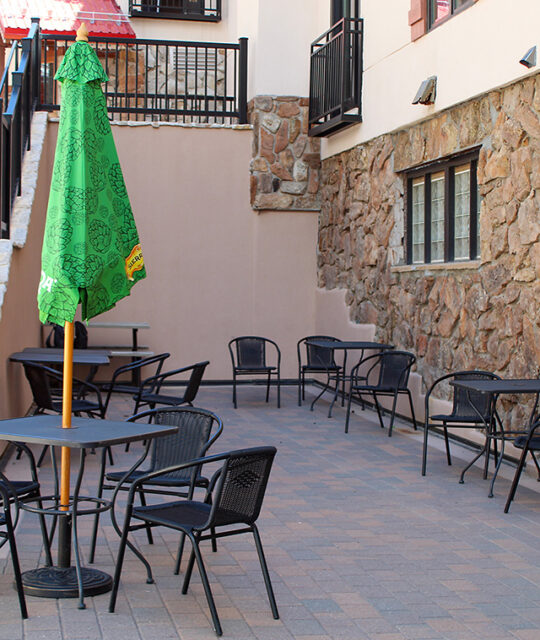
[238,37,248,124]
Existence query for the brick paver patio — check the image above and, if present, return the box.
[1,384,540,639]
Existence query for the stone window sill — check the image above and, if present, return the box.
[391,259,481,274]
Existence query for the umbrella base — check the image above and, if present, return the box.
[22,566,112,598]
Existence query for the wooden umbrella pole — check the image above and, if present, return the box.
[58,320,74,568]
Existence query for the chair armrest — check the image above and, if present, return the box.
[349,352,381,385]
[138,363,203,395]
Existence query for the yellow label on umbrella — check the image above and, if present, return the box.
[125,244,144,281]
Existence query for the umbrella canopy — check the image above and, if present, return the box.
[38,36,145,325]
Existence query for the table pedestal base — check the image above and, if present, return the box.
[22,567,112,599]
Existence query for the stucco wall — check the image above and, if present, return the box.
[41,121,319,380]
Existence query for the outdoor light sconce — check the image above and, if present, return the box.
[519,46,537,68]
[412,76,437,105]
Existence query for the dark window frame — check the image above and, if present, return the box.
[331,0,360,25]
[405,148,480,265]
[427,0,475,31]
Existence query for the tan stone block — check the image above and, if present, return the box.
[277,102,300,118]
[515,104,540,140]
[501,118,525,150]
[483,151,510,181]
[269,162,293,180]
[253,193,293,210]
[289,118,301,144]
[307,168,319,194]
[274,121,289,154]
[532,242,540,277]
[292,135,307,158]
[279,148,294,170]
[251,157,269,172]
[260,128,275,163]
[514,267,535,282]
[250,174,257,205]
[517,196,540,245]
[490,225,508,259]
[253,95,273,112]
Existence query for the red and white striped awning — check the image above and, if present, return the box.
[0,0,136,40]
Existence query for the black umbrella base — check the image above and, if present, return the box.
[22,566,112,598]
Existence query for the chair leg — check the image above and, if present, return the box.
[36,497,53,567]
[174,532,187,575]
[4,506,28,619]
[37,445,49,468]
[277,372,281,409]
[504,446,529,513]
[252,525,279,620]
[443,423,452,466]
[185,532,223,636]
[344,387,354,434]
[406,390,417,431]
[530,451,540,479]
[387,392,399,437]
[138,491,154,545]
[232,372,237,409]
[373,393,385,430]
[421,420,429,476]
[108,508,133,613]
[265,372,270,403]
[298,369,302,407]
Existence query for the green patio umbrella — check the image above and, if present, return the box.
[35,24,145,596]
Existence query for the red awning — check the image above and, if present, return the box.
[0,0,136,40]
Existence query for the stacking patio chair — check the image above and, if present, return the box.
[89,406,223,573]
[504,415,540,513]
[132,360,209,414]
[421,370,501,476]
[228,337,281,408]
[345,350,417,436]
[101,352,170,416]
[108,446,279,637]
[297,335,345,407]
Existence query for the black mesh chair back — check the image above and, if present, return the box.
[147,407,220,484]
[448,372,497,421]
[183,362,208,404]
[236,337,267,369]
[305,338,339,369]
[377,351,415,390]
[421,369,500,476]
[209,447,276,528]
[23,362,56,412]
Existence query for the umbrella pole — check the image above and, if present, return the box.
[58,321,74,568]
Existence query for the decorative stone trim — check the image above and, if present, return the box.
[391,260,481,273]
[249,96,321,211]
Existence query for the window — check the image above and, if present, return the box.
[406,150,480,265]
[428,0,474,30]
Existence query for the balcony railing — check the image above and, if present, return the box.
[0,18,41,239]
[308,17,363,137]
[129,0,221,21]
[40,34,248,125]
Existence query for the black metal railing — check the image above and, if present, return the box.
[129,0,221,21]
[40,34,247,125]
[0,18,41,239]
[308,17,363,137]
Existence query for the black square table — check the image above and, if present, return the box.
[450,378,540,498]
[305,340,393,417]
[0,415,178,607]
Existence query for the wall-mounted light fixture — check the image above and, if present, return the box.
[412,76,437,105]
[519,46,537,68]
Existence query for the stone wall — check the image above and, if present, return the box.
[249,96,321,211]
[318,73,540,423]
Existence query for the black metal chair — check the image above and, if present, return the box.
[132,361,209,414]
[0,483,28,618]
[421,370,501,476]
[23,361,105,419]
[297,336,345,407]
[345,350,417,436]
[504,416,540,513]
[108,446,278,637]
[101,352,170,416]
[89,406,223,572]
[23,361,107,466]
[228,337,281,408]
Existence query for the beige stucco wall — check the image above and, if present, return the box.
[39,121,319,381]
[0,123,55,420]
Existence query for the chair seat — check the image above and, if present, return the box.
[135,393,186,406]
[235,366,276,373]
[133,499,211,530]
[0,480,39,499]
[52,399,101,414]
[513,436,540,450]
[430,414,486,424]
[301,365,340,373]
[106,469,209,488]
[352,384,406,393]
